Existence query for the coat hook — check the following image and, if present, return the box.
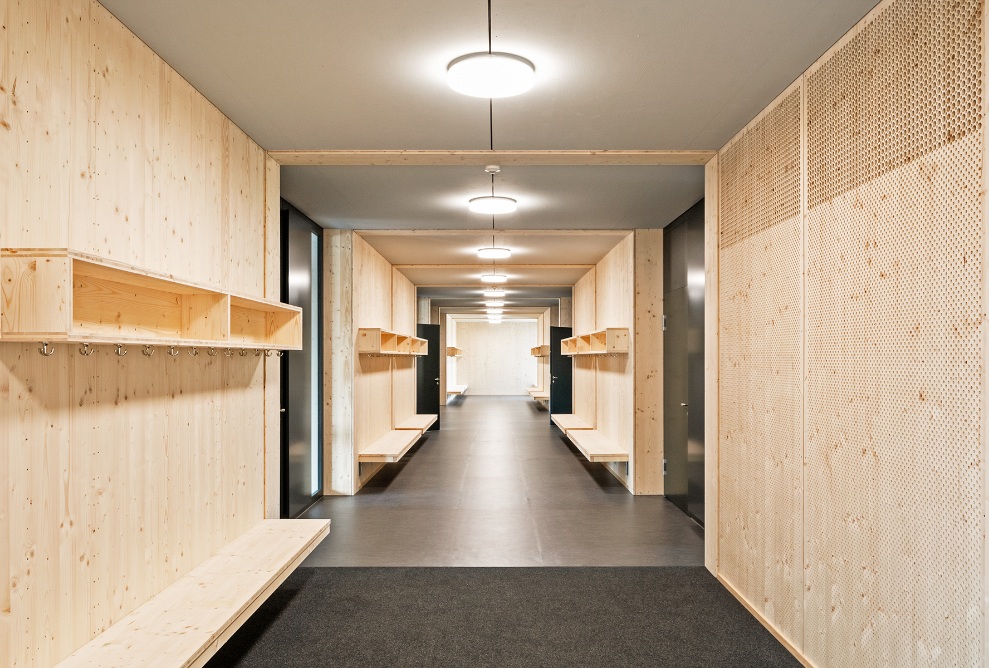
[79,343,94,356]
[189,347,199,357]
[275,350,284,357]
[115,344,128,357]
[39,341,55,357]
[224,348,234,357]
[167,346,179,357]
[239,348,248,357]
[254,349,263,356]
[207,347,217,357]
[264,349,274,357]
[142,345,155,357]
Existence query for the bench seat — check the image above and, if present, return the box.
[395,414,438,431]
[447,384,468,395]
[567,429,629,463]
[358,429,422,462]
[56,519,330,668]
[551,413,594,433]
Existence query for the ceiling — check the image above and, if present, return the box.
[99,0,878,312]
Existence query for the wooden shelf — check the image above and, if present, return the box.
[530,344,550,357]
[566,429,629,463]
[561,328,629,356]
[56,519,329,668]
[0,250,302,349]
[446,346,465,357]
[357,328,428,356]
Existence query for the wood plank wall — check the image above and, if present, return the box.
[0,2,274,664]
[714,0,986,663]
[572,270,597,427]
[593,235,635,488]
[456,321,538,394]
[326,234,417,493]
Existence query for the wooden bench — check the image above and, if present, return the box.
[56,519,330,668]
[551,413,594,433]
[447,384,468,396]
[395,413,438,431]
[358,428,423,462]
[566,429,629,463]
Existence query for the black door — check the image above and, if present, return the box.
[549,326,573,418]
[416,323,441,431]
[280,203,323,518]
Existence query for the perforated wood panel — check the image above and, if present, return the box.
[720,91,801,249]
[805,1,984,664]
[718,86,803,647]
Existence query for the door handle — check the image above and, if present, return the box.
[680,403,688,407]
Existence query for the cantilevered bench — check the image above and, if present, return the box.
[447,384,468,396]
[56,519,330,668]
[358,429,423,462]
[395,413,438,431]
[551,413,593,433]
[566,429,629,463]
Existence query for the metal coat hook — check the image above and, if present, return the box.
[239,349,248,357]
[142,345,155,357]
[189,347,199,357]
[264,349,275,357]
[224,348,234,357]
[39,341,55,357]
[79,343,94,356]
[207,347,217,357]
[115,344,128,357]
[254,349,263,356]
[167,346,180,357]
[275,350,284,357]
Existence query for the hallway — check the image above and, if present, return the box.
[302,396,704,567]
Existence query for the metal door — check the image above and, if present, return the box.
[663,287,689,513]
[416,323,441,431]
[549,326,573,418]
[280,203,322,518]
[663,201,705,524]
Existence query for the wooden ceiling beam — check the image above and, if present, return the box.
[267,149,715,166]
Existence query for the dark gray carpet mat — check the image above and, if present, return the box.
[207,567,800,667]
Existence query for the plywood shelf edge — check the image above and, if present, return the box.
[1,249,302,350]
[357,327,428,356]
[560,327,629,356]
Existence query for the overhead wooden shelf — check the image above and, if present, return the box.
[561,328,629,356]
[357,328,428,356]
[530,344,550,357]
[446,346,465,357]
[0,250,302,349]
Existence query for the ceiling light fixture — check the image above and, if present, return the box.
[483,288,506,298]
[447,1,535,99]
[486,308,503,314]
[480,273,507,284]
[469,195,517,215]
[477,247,511,259]
[448,53,535,98]
[484,300,505,307]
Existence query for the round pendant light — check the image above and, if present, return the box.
[447,52,535,98]
[469,196,517,215]
[484,300,505,307]
[486,308,503,315]
[477,246,512,259]
[483,288,506,298]
[480,273,508,284]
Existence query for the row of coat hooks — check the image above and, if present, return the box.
[37,341,286,358]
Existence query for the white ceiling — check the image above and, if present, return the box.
[98,0,878,308]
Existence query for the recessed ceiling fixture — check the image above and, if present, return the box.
[480,272,508,284]
[483,288,506,298]
[447,1,535,99]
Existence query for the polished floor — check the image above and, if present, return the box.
[302,395,704,566]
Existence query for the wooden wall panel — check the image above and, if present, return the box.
[1,1,276,663]
[352,235,392,329]
[573,269,596,334]
[1,346,265,666]
[633,229,663,495]
[0,0,88,250]
[263,157,280,518]
[392,270,417,423]
[325,230,355,495]
[715,0,986,664]
[703,156,720,575]
[803,1,984,664]
[718,85,803,649]
[456,321,538,395]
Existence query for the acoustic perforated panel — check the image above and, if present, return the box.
[718,86,803,647]
[804,0,984,664]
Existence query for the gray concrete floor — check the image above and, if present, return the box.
[302,395,705,566]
